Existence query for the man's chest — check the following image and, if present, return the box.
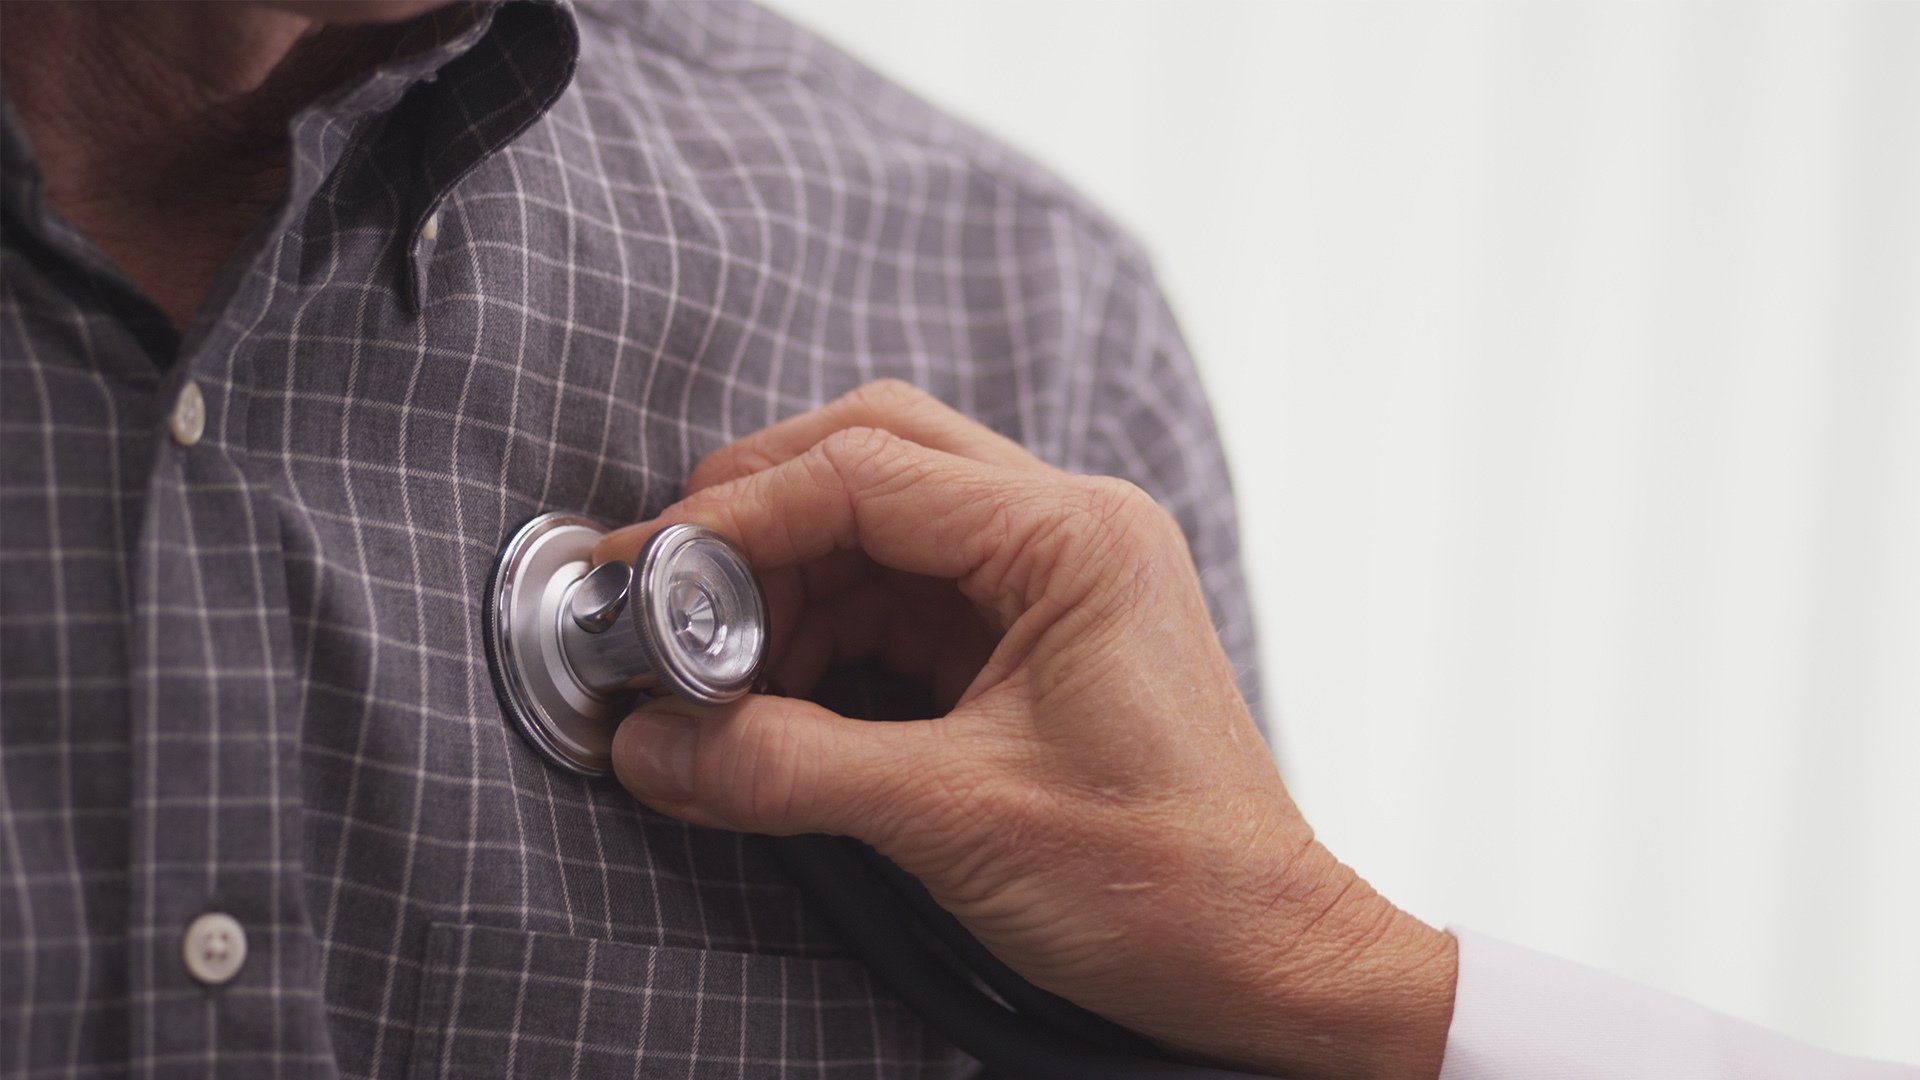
[1,118,1071,1073]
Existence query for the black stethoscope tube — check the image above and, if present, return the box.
[764,834,1283,1080]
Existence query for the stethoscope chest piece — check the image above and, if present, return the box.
[485,512,768,776]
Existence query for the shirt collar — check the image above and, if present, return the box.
[0,1,581,325]
[394,0,580,311]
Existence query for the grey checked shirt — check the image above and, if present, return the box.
[0,2,1260,1076]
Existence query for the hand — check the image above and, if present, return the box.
[597,381,1457,1080]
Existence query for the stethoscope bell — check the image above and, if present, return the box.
[484,512,769,776]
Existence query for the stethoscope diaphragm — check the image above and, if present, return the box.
[484,512,768,776]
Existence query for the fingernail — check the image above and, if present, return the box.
[613,708,698,801]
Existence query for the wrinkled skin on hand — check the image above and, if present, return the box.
[600,381,1456,1080]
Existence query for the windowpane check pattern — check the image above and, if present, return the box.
[0,1,1260,1076]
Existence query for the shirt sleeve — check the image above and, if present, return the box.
[1440,928,1920,1080]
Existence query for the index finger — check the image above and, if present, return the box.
[597,427,1094,624]
[685,380,1045,495]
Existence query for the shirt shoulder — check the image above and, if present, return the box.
[568,0,1153,273]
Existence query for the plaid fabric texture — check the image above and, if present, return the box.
[0,1,1262,1077]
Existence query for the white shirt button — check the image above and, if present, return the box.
[420,211,440,242]
[168,381,205,447]
[182,911,247,986]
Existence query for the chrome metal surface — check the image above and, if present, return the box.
[487,514,770,777]
[568,560,632,633]
[485,512,628,775]
[635,524,768,704]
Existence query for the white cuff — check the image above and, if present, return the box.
[1438,928,1918,1080]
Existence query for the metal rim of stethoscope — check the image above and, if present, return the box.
[484,511,767,777]
[626,520,770,706]
[485,512,616,775]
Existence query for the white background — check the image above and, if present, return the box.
[765,0,1920,1064]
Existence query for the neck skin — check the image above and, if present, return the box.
[1,3,406,334]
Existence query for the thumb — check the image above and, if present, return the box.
[611,693,933,841]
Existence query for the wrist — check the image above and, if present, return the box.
[1222,847,1459,1080]
[1314,901,1458,1080]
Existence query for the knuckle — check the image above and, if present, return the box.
[1050,477,1187,611]
[847,378,933,417]
[971,477,1169,615]
[813,425,904,478]
[1077,476,1175,545]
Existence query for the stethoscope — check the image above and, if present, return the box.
[486,512,1274,1079]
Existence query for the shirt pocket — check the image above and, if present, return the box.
[405,922,974,1080]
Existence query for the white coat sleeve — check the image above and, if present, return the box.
[1438,929,1919,1080]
